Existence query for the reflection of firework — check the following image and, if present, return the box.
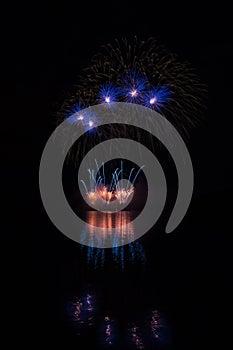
[80,211,146,269]
[66,293,95,334]
[129,325,145,349]
[66,294,171,345]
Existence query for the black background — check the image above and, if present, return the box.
[2,2,232,347]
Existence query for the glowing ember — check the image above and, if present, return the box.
[130,89,138,97]
[149,97,157,105]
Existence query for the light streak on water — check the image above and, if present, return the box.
[80,211,146,268]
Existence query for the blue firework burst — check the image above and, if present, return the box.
[120,69,148,103]
[66,103,87,124]
[98,83,121,104]
[143,85,172,111]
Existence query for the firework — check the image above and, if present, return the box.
[58,37,205,128]
[45,37,202,255]
[80,160,144,210]
[98,83,121,105]
[56,37,206,163]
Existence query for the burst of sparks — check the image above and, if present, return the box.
[130,89,138,97]
[85,185,134,206]
[98,83,120,104]
[58,37,206,161]
[115,186,134,204]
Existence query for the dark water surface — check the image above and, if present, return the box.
[63,210,172,348]
[64,291,172,349]
[54,209,192,347]
[22,190,229,348]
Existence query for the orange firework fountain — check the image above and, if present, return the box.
[98,186,113,204]
[86,185,134,206]
[115,186,134,204]
[87,191,99,204]
[81,161,144,208]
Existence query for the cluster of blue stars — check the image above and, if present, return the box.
[67,70,172,129]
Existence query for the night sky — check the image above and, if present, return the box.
[2,3,232,347]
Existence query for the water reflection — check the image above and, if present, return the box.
[150,309,172,346]
[80,211,146,268]
[151,310,160,339]
[104,316,114,346]
[66,293,172,347]
[82,211,135,244]
[66,294,95,335]
[129,325,145,349]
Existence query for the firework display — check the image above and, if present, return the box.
[58,37,205,137]
[45,37,205,266]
